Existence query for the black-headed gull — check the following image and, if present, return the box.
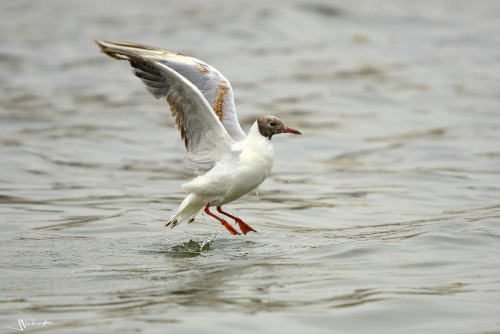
[95,40,301,235]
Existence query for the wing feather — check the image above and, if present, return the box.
[95,40,247,141]
[95,40,235,172]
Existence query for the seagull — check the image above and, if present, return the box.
[95,40,301,235]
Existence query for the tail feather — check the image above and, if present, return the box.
[165,194,204,229]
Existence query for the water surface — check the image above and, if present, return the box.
[1,0,500,333]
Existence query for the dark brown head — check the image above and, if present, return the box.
[257,115,301,140]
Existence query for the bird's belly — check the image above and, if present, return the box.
[183,137,274,207]
[220,150,273,205]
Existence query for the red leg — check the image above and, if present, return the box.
[217,206,257,235]
[204,203,240,235]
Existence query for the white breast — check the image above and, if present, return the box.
[220,122,274,205]
[181,122,274,206]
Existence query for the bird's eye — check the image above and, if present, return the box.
[269,121,277,127]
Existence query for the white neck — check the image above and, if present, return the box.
[237,121,274,174]
[247,121,265,139]
[243,121,274,156]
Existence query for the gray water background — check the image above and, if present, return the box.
[1,0,500,333]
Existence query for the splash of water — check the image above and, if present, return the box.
[200,229,224,250]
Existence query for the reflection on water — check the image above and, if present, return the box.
[1,0,500,333]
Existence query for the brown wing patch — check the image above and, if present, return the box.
[167,92,189,150]
[213,84,229,121]
[195,62,210,74]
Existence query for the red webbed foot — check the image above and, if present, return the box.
[216,206,257,235]
[204,203,240,235]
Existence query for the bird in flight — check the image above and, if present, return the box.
[95,40,301,235]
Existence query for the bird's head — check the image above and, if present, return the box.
[257,115,301,140]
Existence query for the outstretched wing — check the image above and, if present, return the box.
[95,40,246,141]
[96,39,236,172]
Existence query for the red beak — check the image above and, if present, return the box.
[282,127,302,135]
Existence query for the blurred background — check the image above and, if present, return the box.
[1,0,499,333]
